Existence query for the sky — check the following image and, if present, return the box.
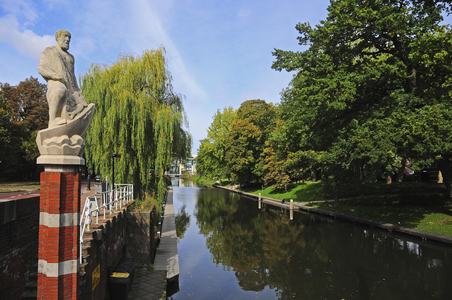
[1,1,450,155]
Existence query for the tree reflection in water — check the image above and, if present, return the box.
[175,205,190,240]
[193,188,452,300]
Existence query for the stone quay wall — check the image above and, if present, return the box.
[127,207,157,265]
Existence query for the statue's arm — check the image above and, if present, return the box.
[38,63,63,81]
[38,49,63,82]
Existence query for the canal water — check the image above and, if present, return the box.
[170,179,452,299]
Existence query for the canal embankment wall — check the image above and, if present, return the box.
[79,201,134,300]
[0,193,156,299]
[0,196,39,300]
[215,185,452,246]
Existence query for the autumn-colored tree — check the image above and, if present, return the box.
[225,119,263,184]
[1,77,48,131]
[0,77,48,179]
[225,100,277,185]
[263,143,290,191]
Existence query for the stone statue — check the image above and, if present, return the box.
[39,30,87,127]
[36,30,95,170]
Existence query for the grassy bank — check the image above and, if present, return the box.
[306,182,452,236]
[185,175,229,187]
[309,199,452,237]
[241,181,324,202]
[0,181,40,193]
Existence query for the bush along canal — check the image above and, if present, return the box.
[171,179,452,299]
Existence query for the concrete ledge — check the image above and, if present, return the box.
[214,185,452,246]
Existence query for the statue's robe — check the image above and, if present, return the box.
[38,45,85,117]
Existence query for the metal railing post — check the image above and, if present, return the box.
[79,182,133,263]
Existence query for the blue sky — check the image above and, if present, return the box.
[1,1,450,154]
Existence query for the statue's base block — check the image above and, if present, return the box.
[37,171,81,299]
[37,155,85,172]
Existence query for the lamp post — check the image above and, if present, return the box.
[112,152,121,191]
[87,173,91,190]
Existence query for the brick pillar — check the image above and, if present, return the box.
[37,171,80,299]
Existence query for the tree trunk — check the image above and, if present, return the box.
[354,161,362,192]
[310,167,317,182]
[333,186,338,205]
[386,175,392,184]
[396,158,406,183]
[438,157,452,199]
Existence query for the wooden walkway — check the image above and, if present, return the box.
[154,187,180,280]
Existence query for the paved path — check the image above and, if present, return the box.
[154,187,179,280]
[128,269,167,300]
[0,181,90,202]
[0,190,40,201]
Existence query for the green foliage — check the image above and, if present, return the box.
[0,77,48,180]
[241,181,324,202]
[0,96,13,147]
[263,140,290,191]
[225,100,277,184]
[272,0,452,197]
[175,205,190,239]
[188,175,224,187]
[196,106,236,180]
[81,48,191,202]
[225,119,263,183]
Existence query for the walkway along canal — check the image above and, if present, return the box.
[170,178,452,299]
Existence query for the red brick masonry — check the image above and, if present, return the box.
[37,172,81,300]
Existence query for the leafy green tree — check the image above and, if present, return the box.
[225,100,277,185]
[196,106,237,180]
[0,77,48,179]
[225,119,263,184]
[263,117,295,191]
[196,138,217,179]
[81,48,191,202]
[272,0,452,195]
[0,96,12,147]
[175,205,190,239]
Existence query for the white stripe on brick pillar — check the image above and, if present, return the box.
[38,259,80,277]
[39,212,79,227]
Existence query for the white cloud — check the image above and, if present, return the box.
[237,8,251,19]
[0,14,54,61]
[42,0,70,10]
[0,0,38,22]
[128,0,208,102]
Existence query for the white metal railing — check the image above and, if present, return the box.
[79,183,134,263]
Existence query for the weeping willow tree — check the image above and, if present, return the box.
[80,48,191,202]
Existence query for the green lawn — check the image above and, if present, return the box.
[0,181,40,193]
[186,176,229,187]
[309,197,452,237]
[241,181,324,202]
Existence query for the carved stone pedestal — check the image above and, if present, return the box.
[37,169,81,300]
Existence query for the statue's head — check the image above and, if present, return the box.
[55,30,71,51]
